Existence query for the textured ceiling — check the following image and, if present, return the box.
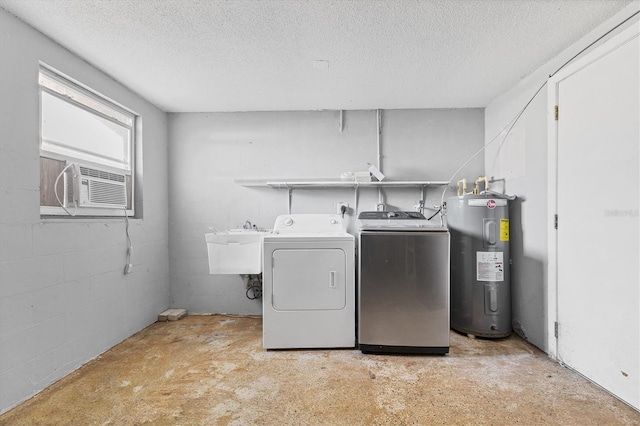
[0,0,634,112]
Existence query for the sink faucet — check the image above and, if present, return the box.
[243,220,253,230]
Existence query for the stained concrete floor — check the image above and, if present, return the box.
[1,315,638,425]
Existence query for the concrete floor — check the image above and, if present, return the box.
[1,315,638,425]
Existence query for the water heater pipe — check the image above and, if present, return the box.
[456,179,468,196]
[474,176,489,194]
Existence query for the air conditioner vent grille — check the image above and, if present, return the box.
[86,180,127,206]
[79,166,125,183]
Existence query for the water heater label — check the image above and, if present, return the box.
[500,219,510,241]
[477,252,504,282]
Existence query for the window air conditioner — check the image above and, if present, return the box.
[65,163,128,209]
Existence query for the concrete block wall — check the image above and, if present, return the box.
[0,10,170,413]
[168,109,484,315]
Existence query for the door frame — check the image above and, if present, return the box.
[546,22,640,359]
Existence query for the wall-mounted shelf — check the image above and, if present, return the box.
[235,179,449,188]
[234,179,450,214]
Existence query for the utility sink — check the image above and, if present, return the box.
[205,230,270,274]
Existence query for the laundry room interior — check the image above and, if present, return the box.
[0,1,638,424]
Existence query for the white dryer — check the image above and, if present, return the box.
[262,214,355,349]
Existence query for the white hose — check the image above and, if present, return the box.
[439,80,548,212]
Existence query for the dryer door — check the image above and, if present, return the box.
[272,248,346,311]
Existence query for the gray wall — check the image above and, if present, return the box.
[485,85,548,351]
[168,109,484,314]
[0,10,170,413]
[484,3,640,353]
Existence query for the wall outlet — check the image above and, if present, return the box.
[337,202,349,215]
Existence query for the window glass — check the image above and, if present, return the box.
[41,91,131,170]
[39,67,134,172]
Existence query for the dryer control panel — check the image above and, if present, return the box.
[273,214,345,234]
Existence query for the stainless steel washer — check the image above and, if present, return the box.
[358,211,450,354]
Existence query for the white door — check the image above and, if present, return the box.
[554,27,639,409]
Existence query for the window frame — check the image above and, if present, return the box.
[38,64,137,218]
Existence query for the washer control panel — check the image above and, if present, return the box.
[358,211,444,231]
[358,211,426,220]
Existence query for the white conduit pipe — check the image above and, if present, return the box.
[376,109,383,206]
[376,109,381,170]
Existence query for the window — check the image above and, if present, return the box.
[39,66,136,217]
